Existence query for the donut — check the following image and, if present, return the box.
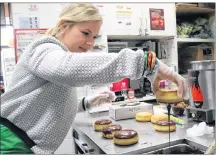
[102,124,122,139]
[154,120,176,132]
[136,112,152,122]
[151,114,168,124]
[94,119,112,132]
[156,86,183,103]
[113,129,139,145]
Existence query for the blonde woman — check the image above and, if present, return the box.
[0,3,186,154]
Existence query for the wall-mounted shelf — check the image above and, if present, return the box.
[177,38,215,43]
[108,35,174,40]
[176,6,215,14]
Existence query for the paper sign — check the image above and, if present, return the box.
[28,4,38,12]
[19,17,40,28]
[14,29,47,62]
[115,5,133,30]
[1,48,16,91]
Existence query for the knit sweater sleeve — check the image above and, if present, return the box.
[27,43,145,87]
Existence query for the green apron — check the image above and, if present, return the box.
[0,124,33,154]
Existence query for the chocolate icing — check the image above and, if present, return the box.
[95,119,112,125]
[114,129,138,139]
[102,124,122,135]
[156,120,176,126]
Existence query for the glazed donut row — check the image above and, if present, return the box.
[94,119,139,146]
[93,113,177,146]
[135,112,176,132]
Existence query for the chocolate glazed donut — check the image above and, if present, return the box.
[154,120,176,132]
[102,124,122,139]
[156,120,176,126]
[94,119,112,132]
[95,119,112,125]
[113,129,139,145]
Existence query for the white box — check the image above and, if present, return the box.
[109,102,153,121]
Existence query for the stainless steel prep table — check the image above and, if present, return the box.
[72,109,215,154]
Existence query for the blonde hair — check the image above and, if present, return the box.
[46,3,102,38]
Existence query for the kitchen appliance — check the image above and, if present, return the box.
[186,60,215,123]
[108,42,128,53]
[129,77,152,98]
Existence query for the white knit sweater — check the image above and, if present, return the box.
[1,36,145,154]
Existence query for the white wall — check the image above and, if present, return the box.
[1,26,14,46]
[11,3,61,28]
[11,3,108,29]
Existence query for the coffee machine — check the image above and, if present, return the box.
[186,60,215,123]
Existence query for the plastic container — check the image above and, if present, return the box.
[128,89,135,99]
[121,82,127,99]
[172,107,185,116]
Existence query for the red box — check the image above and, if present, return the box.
[110,78,129,92]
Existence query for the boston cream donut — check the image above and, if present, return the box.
[154,120,176,132]
[94,119,112,132]
[156,86,183,103]
[113,129,139,146]
[136,112,152,122]
[102,124,122,139]
[151,114,168,124]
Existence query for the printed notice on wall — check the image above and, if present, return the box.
[1,48,16,91]
[115,5,133,30]
[19,17,40,28]
[160,38,175,59]
[28,3,39,12]
[14,29,47,62]
[160,38,176,71]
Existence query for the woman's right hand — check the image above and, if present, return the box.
[144,54,187,98]
[150,59,187,98]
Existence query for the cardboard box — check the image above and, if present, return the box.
[180,46,214,61]
[109,102,153,121]
[178,46,214,73]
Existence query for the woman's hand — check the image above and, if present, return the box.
[86,90,116,108]
[148,59,187,98]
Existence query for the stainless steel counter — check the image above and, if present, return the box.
[72,108,215,154]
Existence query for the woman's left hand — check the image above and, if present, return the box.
[86,90,116,108]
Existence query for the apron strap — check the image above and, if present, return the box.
[0,117,36,148]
